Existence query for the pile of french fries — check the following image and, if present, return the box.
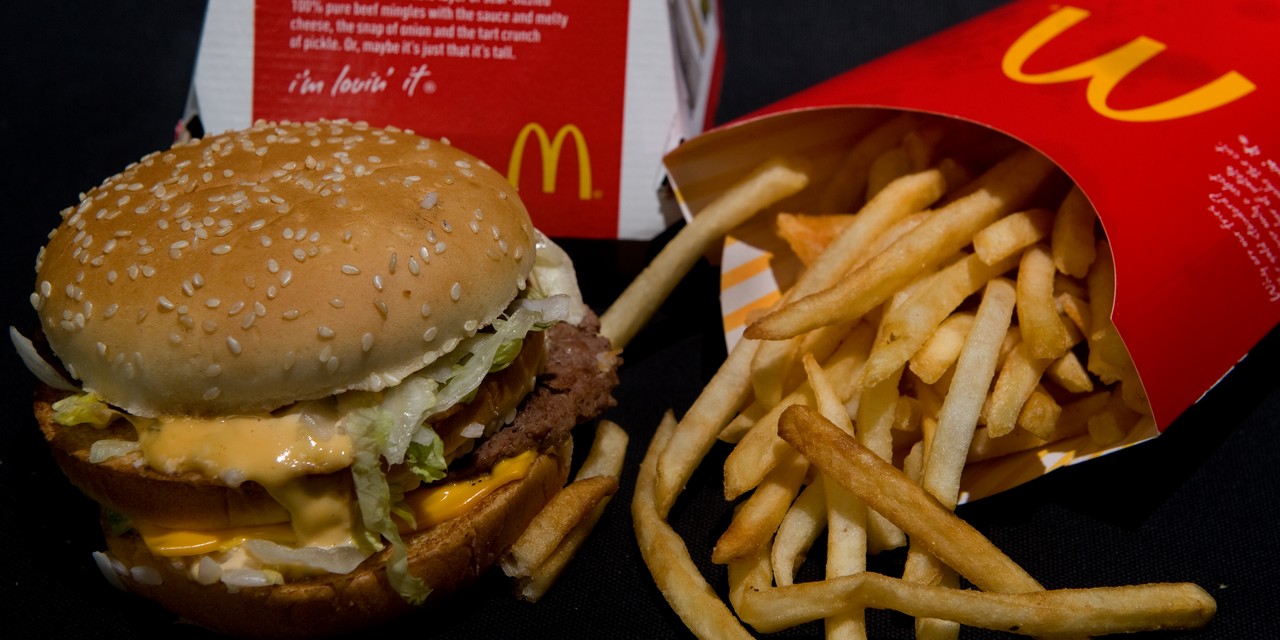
[609,113,1217,638]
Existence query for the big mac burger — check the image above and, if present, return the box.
[13,119,619,637]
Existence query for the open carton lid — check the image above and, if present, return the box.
[665,0,1280,500]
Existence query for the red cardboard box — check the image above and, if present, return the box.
[666,0,1280,498]
[188,0,722,240]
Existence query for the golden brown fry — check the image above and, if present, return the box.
[818,112,925,211]
[855,363,908,553]
[972,208,1053,265]
[748,148,1057,341]
[769,476,826,587]
[1045,350,1094,394]
[575,420,630,481]
[515,497,610,602]
[724,322,876,500]
[984,340,1054,438]
[778,404,1042,594]
[601,155,811,349]
[633,411,755,640]
[1015,385,1062,440]
[864,252,1018,387]
[501,475,618,578]
[908,311,975,385]
[1052,186,1099,278]
[968,391,1109,462]
[867,145,914,199]
[712,451,808,564]
[657,337,760,515]
[735,573,1215,637]
[776,212,856,266]
[1016,243,1074,360]
[1087,391,1142,446]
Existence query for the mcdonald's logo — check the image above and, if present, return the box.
[507,123,594,200]
[1002,6,1255,122]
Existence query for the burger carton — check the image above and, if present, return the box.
[186,0,722,240]
[664,0,1280,499]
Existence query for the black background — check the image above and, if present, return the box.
[2,1,1277,638]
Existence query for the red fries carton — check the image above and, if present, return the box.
[188,0,721,239]
[665,0,1280,498]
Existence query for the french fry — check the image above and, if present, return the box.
[1087,391,1142,446]
[971,208,1053,265]
[769,476,827,587]
[802,355,869,639]
[656,337,759,515]
[1045,350,1094,394]
[908,311,975,384]
[863,252,1019,387]
[711,451,808,564]
[818,112,926,211]
[734,573,1216,637]
[983,340,1054,438]
[508,421,630,601]
[753,168,948,407]
[866,145,914,199]
[902,278,1017,632]
[1015,384,1062,440]
[501,475,618,578]
[968,391,1109,463]
[1051,186,1098,278]
[776,212,856,266]
[1016,243,1074,360]
[600,155,811,349]
[855,363,907,553]
[633,411,754,640]
[747,148,1057,341]
[724,321,876,500]
[778,404,1042,594]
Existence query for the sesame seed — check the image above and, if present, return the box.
[373,274,384,291]
[293,248,307,262]
[212,244,232,255]
[205,298,221,308]
[361,333,374,351]
[169,332,183,345]
[203,387,221,400]
[317,326,335,339]
[280,270,293,286]
[283,309,299,320]
[421,303,432,317]
[342,264,360,275]
[408,256,420,275]
[260,235,273,247]
[422,326,438,341]
[374,299,388,316]
[450,282,462,301]
[205,364,222,377]
[464,320,478,333]
[241,313,256,329]
[420,192,438,209]
[318,345,332,362]
[157,296,175,310]
[227,301,245,316]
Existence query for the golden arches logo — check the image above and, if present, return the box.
[1002,6,1255,122]
[507,123,593,200]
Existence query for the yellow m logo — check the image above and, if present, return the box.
[1002,6,1255,122]
[507,123,593,200]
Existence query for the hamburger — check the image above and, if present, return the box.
[13,119,620,637]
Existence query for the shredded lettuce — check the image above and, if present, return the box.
[406,428,447,484]
[343,404,431,604]
[52,392,122,428]
[528,232,587,325]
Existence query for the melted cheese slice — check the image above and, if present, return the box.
[137,410,360,549]
[137,451,537,556]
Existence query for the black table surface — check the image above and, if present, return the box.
[2,2,1276,638]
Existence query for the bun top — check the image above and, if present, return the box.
[33,120,536,417]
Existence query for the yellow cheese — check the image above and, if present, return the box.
[399,450,536,532]
[137,451,537,556]
[135,520,296,557]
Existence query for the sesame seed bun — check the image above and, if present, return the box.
[33,119,536,418]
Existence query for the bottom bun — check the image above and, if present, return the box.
[101,446,571,639]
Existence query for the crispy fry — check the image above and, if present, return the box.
[769,476,826,587]
[1045,350,1094,394]
[778,405,1042,594]
[735,573,1216,636]
[601,155,811,349]
[748,148,1057,341]
[711,451,808,564]
[633,411,755,640]
[864,252,1019,387]
[501,475,618,578]
[969,391,1109,462]
[657,337,759,515]
[575,420,630,481]
[983,340,1054,438]
[724,321,876,500]
[1016,243,1073,360]
[972,208,1053,265]
[776,212,855,266]
[1015,385,1062,440]
[818,113,926,211]
[866,145,914,199]
[908,311,975,384]
[1051,186,1098,278]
